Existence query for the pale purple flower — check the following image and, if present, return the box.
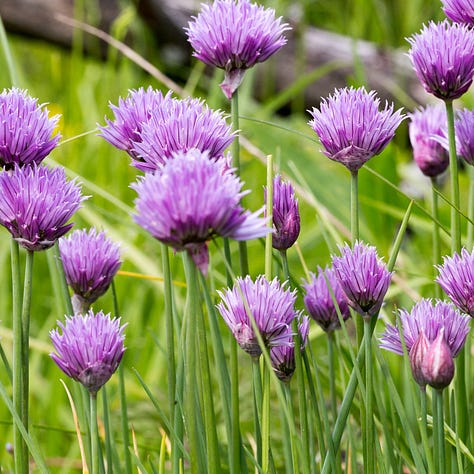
[59,228,122,314]
[303,265,351,332]
[408,104,449,177]
[436,248,474,316]
[266,175,300,251]
[453,109,474,165]
[132,149,269,274]
[270,316,309,383]
[186,0,290,99]
[410,331,430,388]
[407,20,474,101]
[217,275,299,357]
[131,96,235,172]
[442,0,474,26]
[308,87,405,172]
[50,310,126,395]
[0,88,60,169]
[332,241,392,319]
[0,164,85,251]
[379,299,470,358]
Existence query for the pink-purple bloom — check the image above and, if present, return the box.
[186,0,290,99]
[331,241,392,319]
[59,228,122,314]
[303,265,351,332]
[132,149,269,274]
[442,0,474,26]
[308,87,405,172]
[408,104,449,177]
[407,20,474,101]
[0,164,85,251]
[453,109,474,165]
[50,310,126,395]
[217,275,299,357]
[0,88,60,169]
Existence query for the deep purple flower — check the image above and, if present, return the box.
[270,316,309,383]
[303,265,351,332]
[186,0,290,99]
[379,299,470,358]
[266,175,300,251]
[0,164,85,251]
[131,96,235,172]
[331,241,392,319]
[217,275,299,357]
[408,105,449,177]
[132,149,269,274]
[308,87,405,172]
[407,20,474,101]
[0,88,60,169]
[436,248,474,316]
[442,0,474,26]
[59,228,122,314]
[50,310,126,395]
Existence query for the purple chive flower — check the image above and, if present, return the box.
[50,310,126,395]
[442,0,474,26]
[308,87,405,172]
[265,175,300,251]
[132,148,269,274]
[59,228,122,314]
[186,0,290,99]
[217,275,299,358]
[453,109,474,165]
[409,331,431,388]
[0,164,85,251]
[271,316,309,383]
[332,241,392,319]
[379,299,470,358]
[407,20,474,101]
[436,248,474,316]
[0,88,60,169]
[131,97,235,173]
[303,265,351,333]
[408,104,449,177]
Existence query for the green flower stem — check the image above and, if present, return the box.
[230,339,243,474]
[90,392,99,474]
[433,389,446,474]
[327,332,338,425]
[350,170,359,243]
[468,167,474,247]
[431,179,441,299]
[284,384,299,474]
[252,359,263,466]
[261,362,271,473]
[364,318,375,474]
[420,388,435,473]
[280,250,290,281]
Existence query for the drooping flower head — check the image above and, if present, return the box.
[303,265,351,332]
[408,104,449,177]
[407,20,474,101]
[0,164,85,251]
[442,0,474,26]
[217,275,299,358]
[436,248,474,316]
[131,97,235,172]
[132,149,269,274]
[265,175,300,251]
[308,87,405,172]
[0,88,60,169]
[59,228,122,314]
[271,315,309,383]
[331,241,392,319]
[186,0,290,99]
[50,310,126,395]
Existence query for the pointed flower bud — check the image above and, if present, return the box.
[409,331,430,388]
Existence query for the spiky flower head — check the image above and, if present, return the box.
[270,316,309,383]
[132,149,269,274]
[407,20,474,101]
[217,275,299,358]
[186,0,290,99]
[442,0,474,26]
[308,87,405,172]
[408,104,449,177]
[453,109,474,166]
[59,228,122,314]
[265,175,300,251]
[50,310,126,395]
[331,241,392,319]
[379,298,470,358]
[131,96,235,172]
[303,265,351,332]
[0,164,85,251]
[0,88,60,169]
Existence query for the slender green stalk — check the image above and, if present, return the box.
[433,389,446,474]
[327,332,337,425]
[0,15,20,86]
[252,359,263,466]
[280,250,290,281]
[468,167,474,247]
[419,389,435,474]
[431,178,442,298]
[350,170,359,243]
[364,319,375,474]
[90,392,99,474]
[261,363,270,473]
[230,338,243,474]
[265,154,274,281]
[102,386,118,471]
[284,384,299,474]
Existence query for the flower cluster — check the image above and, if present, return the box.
[441,0,474,26]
